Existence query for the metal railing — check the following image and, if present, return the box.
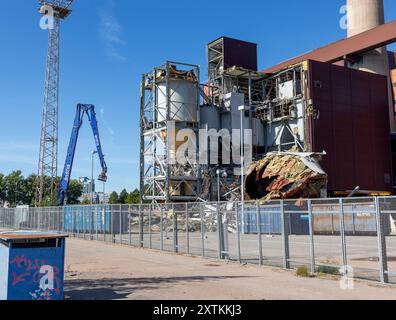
[1,197,396,284]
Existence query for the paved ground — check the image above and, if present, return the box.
[75,230,396,282]
[64,238,396,300]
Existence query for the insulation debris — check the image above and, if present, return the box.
[245,151,328,201]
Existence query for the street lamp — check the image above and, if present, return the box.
[216,169,228,202]
[91,150,98,205]
[102,180,106,204]
[216,168,228,260]
[238,105,249,202]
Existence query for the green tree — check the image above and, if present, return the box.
[0,173,5,206]
[4,171,24,207]
[21,174,37,206]
[39,176,59,207]
[67,180,83,205]
[119,189,128,204]
[108,191,119,204]
[126,189,140,204]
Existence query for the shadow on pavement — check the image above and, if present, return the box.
[64,275,254,300]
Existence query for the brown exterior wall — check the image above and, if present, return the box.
[392,69,396,113]
[307,60,392,192]
[389,51,396,69]
[222,37,258,71]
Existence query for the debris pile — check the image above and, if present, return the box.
[245,151,328,201]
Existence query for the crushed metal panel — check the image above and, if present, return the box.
[245,151,328,201]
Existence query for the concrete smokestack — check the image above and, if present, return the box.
[346,0,389,75]
[347,0,394,132]
[347,0,385,37]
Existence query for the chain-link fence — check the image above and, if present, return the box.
[1,197,396,284]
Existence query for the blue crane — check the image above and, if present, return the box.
[58,104,108,206]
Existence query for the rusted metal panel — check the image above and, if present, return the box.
[263,19,396,74]
[312,202,391,235]
[308,60,393,193]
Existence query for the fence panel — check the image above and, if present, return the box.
[1,196,396,284]
[186,203,204,257]
[379,197,395,284]
[310,198,344,276]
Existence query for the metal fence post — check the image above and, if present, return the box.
[217,202,223,260]
[139,204,144,248]
[281,200,290,269]
[111,205,115,243]
[375,197,389,284]
[95,207,99,241]
[160,205,164,251]
[339,198,348,271]
[308,199,316,275]
[201,204,205,257]
[236,202,241,263]
[72,208,75,238]
[103,206,107,242]
[82,208,86,240]
[118,204,123,245]
[257,201,263,266]
[47,209,50,232]
[149,204,152,249]
[173,204,178,253]
[129,206,132,246]
[186,203,190,255]
[90,207,93,241]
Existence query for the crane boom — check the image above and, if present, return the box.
[58,104,108,206]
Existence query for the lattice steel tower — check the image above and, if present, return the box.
[35,0,73,206]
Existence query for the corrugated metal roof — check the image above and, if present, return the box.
[263,19,396,74]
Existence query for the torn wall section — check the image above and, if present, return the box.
[245,151,328,201]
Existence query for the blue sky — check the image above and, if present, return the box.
[0,0,395,193]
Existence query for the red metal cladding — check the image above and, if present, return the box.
[308,60,392,192]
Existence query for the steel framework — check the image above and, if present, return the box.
[140,61,201,203]
[35,0,73,206]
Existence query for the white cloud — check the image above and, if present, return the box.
[98,106,115,137]
[99,2,127,61]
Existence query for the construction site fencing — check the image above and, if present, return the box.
[1,197,396,284]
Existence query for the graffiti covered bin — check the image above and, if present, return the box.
[0,231,68,300]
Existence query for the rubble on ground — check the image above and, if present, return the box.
[245,150,328,201]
